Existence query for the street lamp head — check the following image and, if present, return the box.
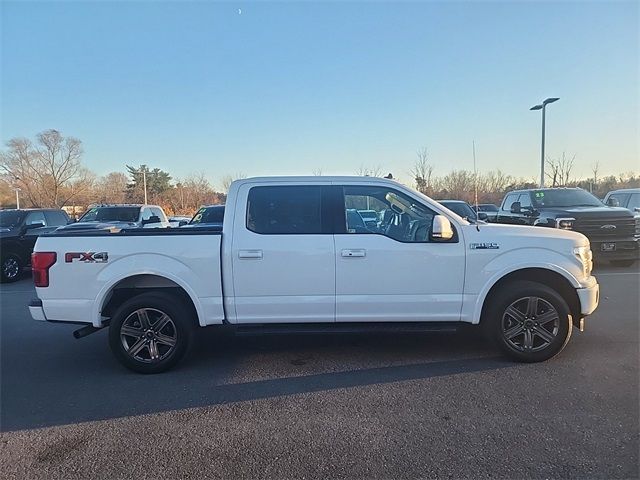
[530,104,543,111]
[543,97,560,105]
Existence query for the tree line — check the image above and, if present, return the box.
[1,130,638,215]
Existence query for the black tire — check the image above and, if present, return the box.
[610,259,636,268]
[1,253,23,283]
[108,292,193,373]
[483,280,572,363]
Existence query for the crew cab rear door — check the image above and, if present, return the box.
[230,183,336,323]
[333,184,466,322]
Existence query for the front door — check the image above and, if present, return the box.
[230,183,336,323]
[334,185,466,322]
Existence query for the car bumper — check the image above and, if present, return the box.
[590,238,639,261]
[577,281,599,316]
[29,298,47,321]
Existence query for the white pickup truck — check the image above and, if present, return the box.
[30,176,600,373]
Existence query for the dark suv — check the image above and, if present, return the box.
[0,209,71,282]
[496,188,639,266]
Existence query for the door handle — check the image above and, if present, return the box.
[238,250,263,259]
[341,249,366,258]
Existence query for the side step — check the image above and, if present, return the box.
[234,322,460,336]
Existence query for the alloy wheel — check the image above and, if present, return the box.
[502,296,560,353]
[120,308,178,363]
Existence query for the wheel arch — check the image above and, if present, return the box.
[96,273,202,328]
[476,267,581,326]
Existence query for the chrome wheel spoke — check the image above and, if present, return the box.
[153,314,171,332]
[121,325,143,338]
[533,326,556,344]
[136,310,151,329]
[148,340,160,360]
[155,333,176,347]
[128,338,147,357]
[536,310,559,326]
[504,324,525,340]
[523,329,534,350]
[505,306,526,323]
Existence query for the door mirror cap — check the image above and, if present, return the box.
[142,215,161,225]
[477,211,488,221]
[510,201,522,214]
[432,215,454,241]
[606,197,620,207]
[24,221,45,230]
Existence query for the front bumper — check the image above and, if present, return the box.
[576,281,599,316]
[590,238,639,261]
[29,298,47,321]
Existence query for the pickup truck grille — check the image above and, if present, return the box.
[573,217,637,238]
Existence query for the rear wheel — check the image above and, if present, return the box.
[610,259,635,268]
[1,253,23,283]
[484,281,572,363]
[108,292,193,373]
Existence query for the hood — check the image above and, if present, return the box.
[56,221,136,232]
[467,222,589,248]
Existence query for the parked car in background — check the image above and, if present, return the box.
[56,204,171,232]
[496,187,639,267]
[0,208,70,282]
[168,216,191,228]
[476,203,499,222]
[603,188,640,214]
[438,200,488,222]
[182,205,225,228]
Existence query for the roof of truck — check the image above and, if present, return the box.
[238,176,400,184]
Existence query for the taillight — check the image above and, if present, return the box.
[32,252,56,287]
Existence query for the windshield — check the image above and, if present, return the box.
[190,206,224,225]
[532,189,603,208]
[0,211,25,228]
[79,207,141,223]
[441,202,477,221]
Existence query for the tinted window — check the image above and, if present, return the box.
[441,201,476,221]
[247,186,323,234]
[343,186,436,242]
[608,193,630,207]
[502,193,519,211]
[0,211,25,228]
[80,207,141,222]
[518,193,532,209]
[478,204,498,212]
[191,206,225,225]
[150,207,165,221]
[25,211,47,226]
[531,189,602,208]
[627,193,640,211]
[44,210,69,226]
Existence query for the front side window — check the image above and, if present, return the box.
[45,210,69,226]
[518,193,533,209]
[247,186,323,234]
[343,186,436,242]
[627,193,640,211]
[502,193,519,211]
[25,211,47,226]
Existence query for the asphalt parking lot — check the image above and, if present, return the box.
[1,266,638,479]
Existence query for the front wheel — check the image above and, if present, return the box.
[1,253,23,283]
[108,292,193,373]
[484,281,572,363]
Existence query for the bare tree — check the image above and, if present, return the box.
[94,172,129,204]
[355,165,383,177]
[0,130,88,207]
[591,161,600,186]
[220,172,247,193]
[410,147,435,195]
[546,152,575,187]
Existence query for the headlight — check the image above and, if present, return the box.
[574,245,593,277]
[556,217,575,230]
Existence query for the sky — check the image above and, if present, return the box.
[1,0,638,188]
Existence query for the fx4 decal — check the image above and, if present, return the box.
[65,252,109,263]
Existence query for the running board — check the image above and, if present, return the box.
[233,322,460,336]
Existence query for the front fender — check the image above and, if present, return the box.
[465,247,583,324]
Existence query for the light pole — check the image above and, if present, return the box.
[15,188,20,209]
[530,97,560,188]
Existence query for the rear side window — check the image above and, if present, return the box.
[44,210,69,226]
[247,186,323,234]
[502,193,519,211]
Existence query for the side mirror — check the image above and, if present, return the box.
[510,201,522,214]
[432,215,454,241]
[24,221,45,230]
[634,207,640,213]
[142,215,161,225]
[606,197,620,207]
[477,212,488,221]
